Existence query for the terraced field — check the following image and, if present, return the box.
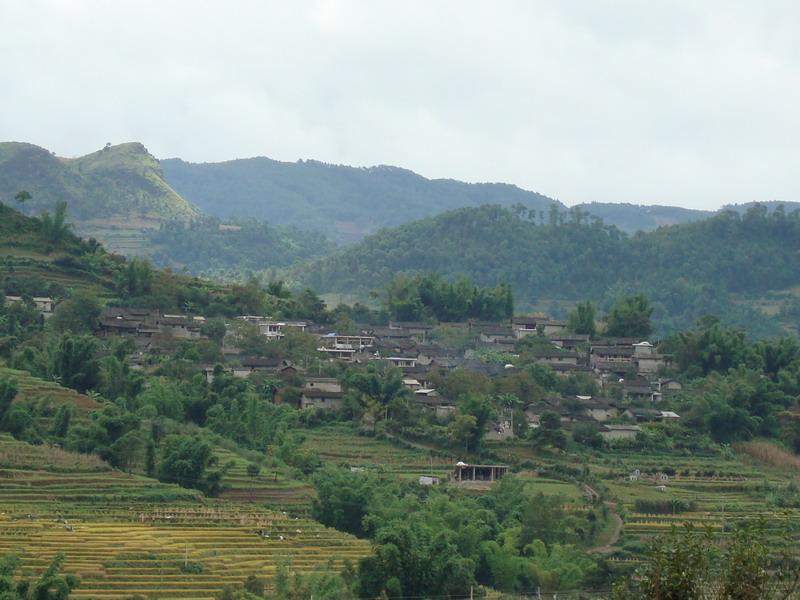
[0,435,370,599]
[0,366,103,420]
[215,447,314,512]
[300,425,454,480]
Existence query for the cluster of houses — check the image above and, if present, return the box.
[4,295,56,319]
[88,308,682,440]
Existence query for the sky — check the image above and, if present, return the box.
[2,0,800,209]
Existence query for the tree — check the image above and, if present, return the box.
[52,333,99,393]
[157,434,224,496]
[567,301,596,337]
[604,294,653,338]
[613,523,800,600]
[14,190,31,206]
[0,376,18,423]
[532,411,566,450]
[0,552,80,600]
[48,291,101,334]
[39,201,73,243]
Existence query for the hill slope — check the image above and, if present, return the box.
[0,142,199,253]
[295,204,800,337]
[161,157,560,242]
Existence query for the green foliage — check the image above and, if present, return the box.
[567,301,596,336]
[613,523,800,600]
[532,411,566,451]
[604,294,653,338]
[48,291,101,334]
[148,218,334,279]
[39,201,73,243]
[0,552,80,599]
[383,273,513,322]
[0,376,18,423]
[156,434,225,496]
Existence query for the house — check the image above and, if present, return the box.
[659,410,681,422]
[412,391,456,419]
[238,316,307,339]
[317,345,356,361]
[304,377,342,393]
[4,295,56,315]
[542,320,568,336]
[580,397,619,422]
[655,378,683,395]
[636,352,669,375]
[385,355,418,368]
[403,378,422,391]
[452,462,509,483]
[623,379,660,403]
[318,333,374,351]
[591,345,635,367]
[478,326,516,345]
[624,407,661,422]
[511,316,540,339]
[632,341,656,357]
[300,388,344,410]
[156,314,204,339]
[600,424,642,441]
[532,348,580,366]
[416,345,454,366]
[549,334,590,349]
[389,321,435,338]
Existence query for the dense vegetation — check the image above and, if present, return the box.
[297,203,800,336]
[147,217,334,280]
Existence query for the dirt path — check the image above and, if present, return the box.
[582,483,623,554]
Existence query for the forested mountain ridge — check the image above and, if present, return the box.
[161,156,560,242]
[0,141,199,254]
[294,203,800,337]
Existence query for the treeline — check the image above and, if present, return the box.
[384,273,513,322]
[296,203,800,336]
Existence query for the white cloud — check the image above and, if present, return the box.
[1,0,799,208]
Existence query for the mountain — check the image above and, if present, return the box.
[160,157,561,243]
[294,203,800,337]
[0,142,199,253]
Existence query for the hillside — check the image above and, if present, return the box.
[0,142,199,254]
[161,157,560,242]
[295,203,800,337]
[575,202,713,232]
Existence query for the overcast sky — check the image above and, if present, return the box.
[2,1,799,209]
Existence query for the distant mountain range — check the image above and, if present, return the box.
[160,157,558,243]
[160,155,800,241]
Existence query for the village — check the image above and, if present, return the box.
[81,300,681,446]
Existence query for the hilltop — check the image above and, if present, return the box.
[0,142,199,253]
[295,203,800,337]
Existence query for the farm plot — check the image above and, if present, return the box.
[0,509,370,600]
[0,435,371,599]
[215,447,314,511]
[300,425,453,480]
